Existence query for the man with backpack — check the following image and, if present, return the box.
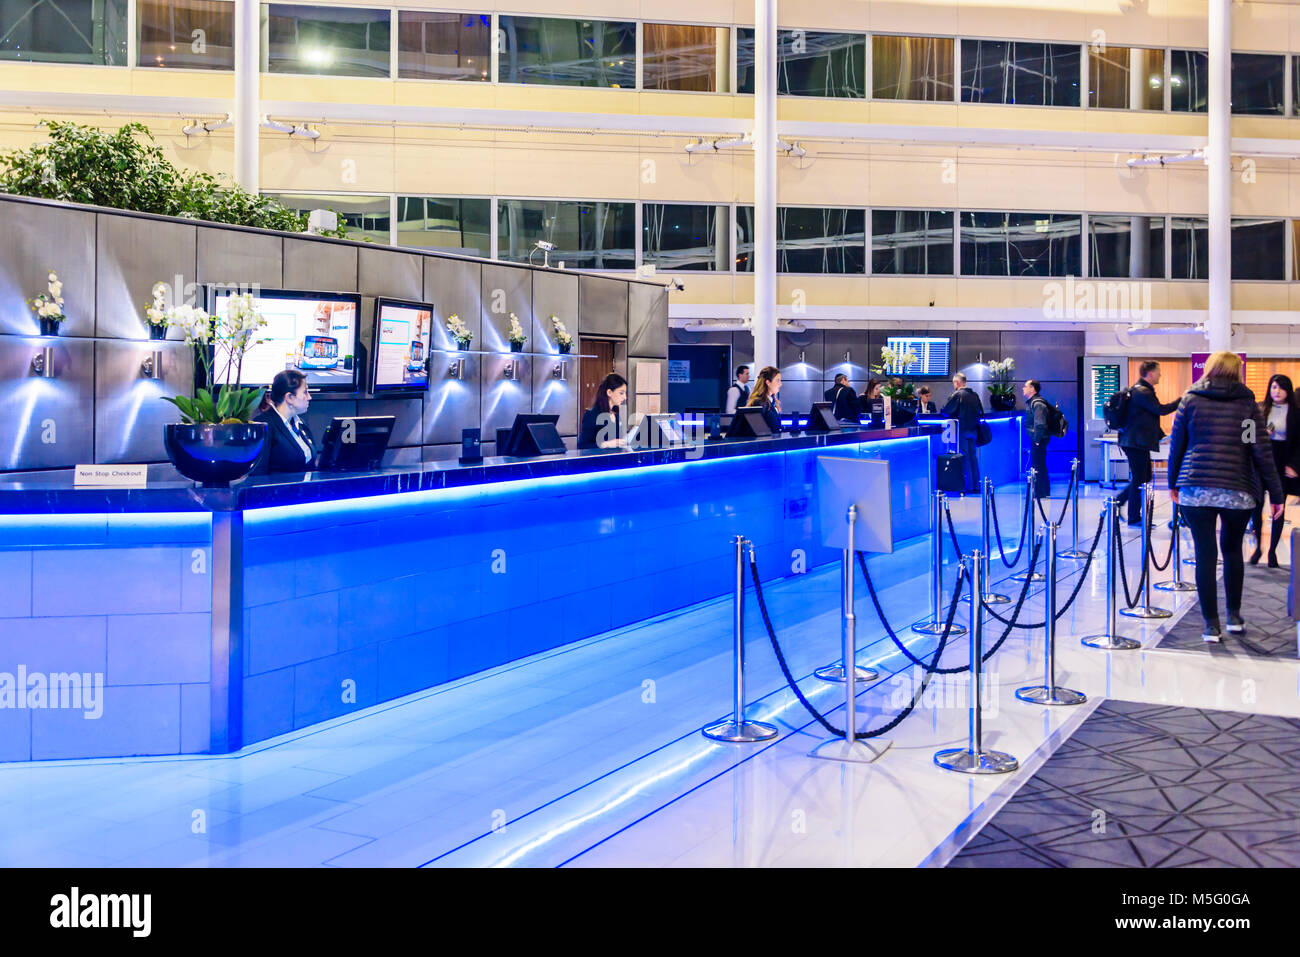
[1023,379,1055,499]
[1112,360,1181,526]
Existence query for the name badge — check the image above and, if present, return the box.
[74,465,148,487]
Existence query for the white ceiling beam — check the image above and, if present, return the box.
[668,303,1300,326]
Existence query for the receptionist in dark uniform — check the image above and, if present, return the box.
[253,369,317,473]
[577,373,629,450]
[745,366,783,434]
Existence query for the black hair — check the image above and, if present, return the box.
[1264,373,1297,411]
[593,373,628,415]
[735,364,749,379]
[834,373,848,385]
[1026,379,1042,395]
[258,369,308,413]
[1139,360,1160,378]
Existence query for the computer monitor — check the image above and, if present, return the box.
[629,413,684,449]
[317,416,395,471]
[207,287,361,394]
[725,406,771,439]
[371,297,433,394]
[805,401,841,433]
[500,414,565,457]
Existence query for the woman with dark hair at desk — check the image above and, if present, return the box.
[253,369,317,473]
[745,365,783,434]
[577,373,629,449]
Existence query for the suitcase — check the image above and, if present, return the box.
[937,452,966,493]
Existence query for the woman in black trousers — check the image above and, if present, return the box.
[1249,373,1300,567]
[1168,351,1285,642]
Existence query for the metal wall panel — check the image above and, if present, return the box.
[0,336,94,469]
[823,330,871,383]
[530,269,578,354]
[628,281,668,359]
[363,397,424,449]
[303,398,357,446]
[0,199,96,337]
[95,214,198,341]
[424,360,483,446]
[196,228,283,290]
[779,379,823,417]
[284,238,358,293]
[531,355,578,436]
[997,329,1084,382]
[93,340,195,464]
[480,356,532,442]
[359,247,422,301]
[423,257,483,447]
[579,274,629,337]
[481,264,531,352]
[778,330,825,382]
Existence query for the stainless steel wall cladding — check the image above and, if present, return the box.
[0,202,96,338]
[93,340,194,465]
[531,269,578,355]
[579,274,629,338]
[196,227,283,289]
[284,238,358,293]
[96,214,198,340]
[778,331,825,382]
[481,263,531,353]
[480,354,533,442]
[628,281,668,360]
[0,336,94,469]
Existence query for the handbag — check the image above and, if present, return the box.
[976,419,993,447]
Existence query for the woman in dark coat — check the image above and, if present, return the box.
[1248,373,1300,566]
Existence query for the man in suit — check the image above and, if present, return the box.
[941,372,984,493]
[823,374,861,422]
[724,365,751,414]
[1116,360,1180,526]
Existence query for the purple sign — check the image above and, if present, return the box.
[1191,352,1247,381]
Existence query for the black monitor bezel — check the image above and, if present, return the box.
[501,413,564,457]
[318,415,396,471]
[370,296,435,396]
[882,335,953,380]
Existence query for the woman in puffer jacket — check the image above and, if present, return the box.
[1168,350,1285,642]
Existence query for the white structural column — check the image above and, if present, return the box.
[1206,0,1232,351]
[233,0,260,192]
[751,0,778,370]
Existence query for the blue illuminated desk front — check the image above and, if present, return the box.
[0,418,1022,761]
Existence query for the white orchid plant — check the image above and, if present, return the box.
[144,282,169,327]
[550,315,573,350]
[872,345,920,398]
[29,270,65,324]
[162,292,269,425]
[445,313,471,347]
[507,313,527,347]
[989,357,1016,397]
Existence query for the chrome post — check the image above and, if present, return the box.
[1082,497,1140,650]
[704,536,779,743]
[965,477,1009,604]
[1060,458,1088,560]
[1011,469,1046,583]
[934,551,1019,774]
[1016,522,1086,705]
[1120,483,1172,619]
[1155,504,1197,592]
[913,489,967,636]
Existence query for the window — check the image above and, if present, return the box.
[1232,53,1284,115]
[961,40,1081,106]
[0,0,126,64]
[872,35,954,101]
[737,29,866,98]
[264,193,391,243]
[643,23,730,92]
[1170,50,1208,112]
[138,0,233,69]
[735,206,866,273]
[397,197,490,257]
[1088,216,1165,278]
[1169,216,1208,279]
[397,11,490,81]
[642,203,730,271]
[871,209,954,274]
[265,4,390,77]
[1088,46,1163,110]
[497,199,635,269]
[1232,217,1285,279]
[497,16,635,88]
[960,212,1082,276]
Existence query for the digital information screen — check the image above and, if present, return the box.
[373,301,432,391]
[211,291,359,391]
[885,336,951,377]
[1091,364,1120,421]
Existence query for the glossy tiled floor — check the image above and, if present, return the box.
[1,486,1296,867]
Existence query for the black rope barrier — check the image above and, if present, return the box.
[980,507,1107,628]
[1148,509,1175,571]
[988,481,1030,568]
[1054,470,1077,526]
[1116,516,1147,608]
[943,499,965,561]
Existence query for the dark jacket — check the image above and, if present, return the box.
[824,384,861,422]
[724,382,750,414]
[1025,394,1051,444]
[941,387,984,436]
[1167,381,1284,505]
[253,406,316,474]
[577,406,624,450]
[917,400,938,414]
[750,397,782,435]
[1119,379,1180,452]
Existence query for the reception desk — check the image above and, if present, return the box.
[0,416,1024,761]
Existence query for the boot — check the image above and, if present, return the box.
[1268,517,1284,568]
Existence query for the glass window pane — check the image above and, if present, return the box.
[1295,57,1300,116]
[497,200,635,269]
[0,0,127,64]
[266,4,391,77]
[1292,220,1300,279]
[498,16,635,88]
[396,196,490,257]
[871,209,953,274]
[397,11,490,81]
[1088,46,1163,110]
[960,212,1082,276]
[643,23,730,92]
[642,203,730,271]
[1170,50,1208,112]
[1169,216,1209,278]
[1088,215,1165,278]
[872,35,954,101]
[138,0,233,69]
[1231,217,1285,279]
[263,192,391,243]
[961,40,1081,106]
[1232,53,1284,115]
[735,206,866,274]
[738,29,866,97]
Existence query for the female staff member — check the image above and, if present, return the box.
[1249,373,1300,566]
[253,369,317,473]
[1168,351,1284,642]
[577,373,629,449]
[745,366,783,434]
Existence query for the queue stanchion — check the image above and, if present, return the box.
[1011,469,1046,583]
[934,551,1019,774]
[963,477,1010,605]
[1119,483,1172,620]
[1060,458,1088,560]
[815,506,880,683]
[810,505,890,764]
[703,536,779,743]
[1155,505,1197,593]
[912,489,968,638]
[1015,521,1087,706]
[1082,497,1141,651]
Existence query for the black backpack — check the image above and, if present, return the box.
[1048,403,1069,438]
[1102,388,1131,431]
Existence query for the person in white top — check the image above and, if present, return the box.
[724,365,751,414]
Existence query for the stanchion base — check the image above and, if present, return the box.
[1080,633,1141,651]
[1015,685,1087,706]
[933,747,1019,774]
[813,664,879,683]
[1154,580,1197,593]
[809,736,892,764]
[1058,549,1089,561]
[702,720,780,743]
[1010,571,1046,582]
[911,620,969,636]
[1119,605,1173,619]
[961,592,1011,605]
[1182,556,1197,567]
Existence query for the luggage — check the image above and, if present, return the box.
[937,452,966,492]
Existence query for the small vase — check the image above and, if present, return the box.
[148,324,168,341]
[38,317,61,337]
[456,340,471,351]
[557,343,572,355]
[510,341,524,353]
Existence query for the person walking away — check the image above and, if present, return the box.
[941,372,984,493]
[724,365,750,415]
[1116,360,1180,527]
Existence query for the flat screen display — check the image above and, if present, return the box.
[884,336,951,378]
[372,298,433,392]
[208,288,361,392]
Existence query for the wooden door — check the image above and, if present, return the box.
[1128,358,1192,436]
[580,339,616,411]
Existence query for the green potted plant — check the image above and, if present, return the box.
[29,270,65,336]
[988,357,1017,411]
[507,313,527,353]
[445,313,472,350]
[550,315,573,355]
